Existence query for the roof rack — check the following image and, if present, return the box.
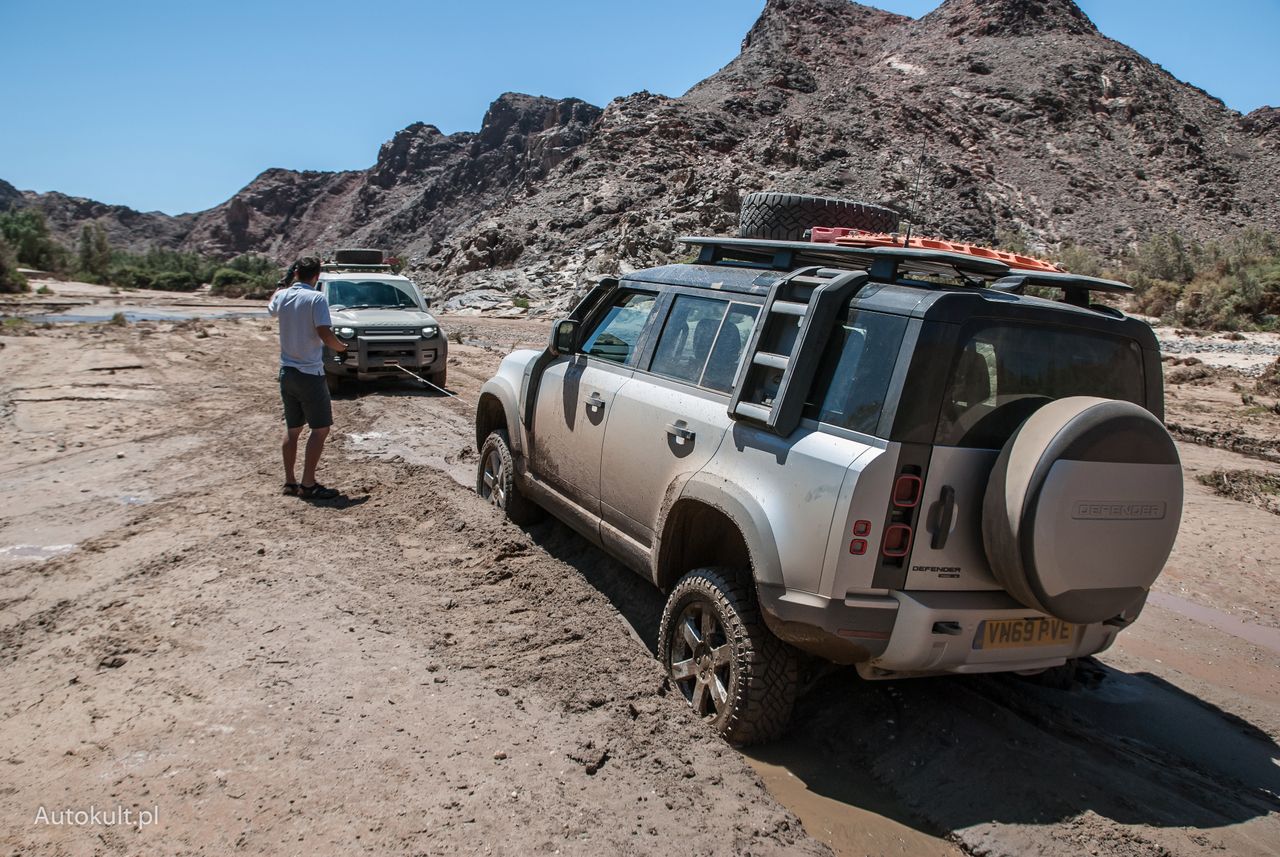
[320,263,395,274]
[680,235,1135,305]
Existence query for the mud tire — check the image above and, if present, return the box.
[429,367,448,391]
[738,191,899,241]
[658,567,798,746]
[477,429,540,525]
[324,372,346,395]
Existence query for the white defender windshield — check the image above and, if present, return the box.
[325,280,418,309]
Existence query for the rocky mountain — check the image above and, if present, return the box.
[5,0,1278,309]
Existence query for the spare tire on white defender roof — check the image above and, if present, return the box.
[982,397,1183,625]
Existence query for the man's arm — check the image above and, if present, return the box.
[317,325,348,352]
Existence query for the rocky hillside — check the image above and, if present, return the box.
[5,0,1278,310]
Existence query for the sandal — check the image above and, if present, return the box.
[299,483,340,500]
[282,483,299,496]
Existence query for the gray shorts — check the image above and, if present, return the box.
[279,367,333,430]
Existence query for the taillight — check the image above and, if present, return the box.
[880,465,922,562]
[893,474,922,508]
[882,524,913,557]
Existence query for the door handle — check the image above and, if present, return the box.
[931,485,956,550]
[585,393,606,413]
[666,422,696,445]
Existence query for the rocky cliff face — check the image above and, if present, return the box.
[7,0,1278,309]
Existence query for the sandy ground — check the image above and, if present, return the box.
[1,287,1278,857]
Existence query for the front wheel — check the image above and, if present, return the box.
[476,429,540,525]
[658,567,799,745]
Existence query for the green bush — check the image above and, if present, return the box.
[147,271,201,292]
[107,264,154,290]
[0,209,68,272]
[0,234,28,293]
[1124,229,1280,330]
[210,263,275,299]
[211,267,251,289]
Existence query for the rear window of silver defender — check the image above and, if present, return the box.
[935,320,1146,449]
[805,308,909,436]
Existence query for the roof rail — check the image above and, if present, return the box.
[680,236,1135,305]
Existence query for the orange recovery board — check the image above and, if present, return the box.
[810,227,1066,273]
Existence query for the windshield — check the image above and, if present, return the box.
[324,279,418,309]
[935,320,1146,449]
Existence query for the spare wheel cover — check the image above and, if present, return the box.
[982,396,1183,625]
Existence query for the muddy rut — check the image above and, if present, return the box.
[1,314,1278,857]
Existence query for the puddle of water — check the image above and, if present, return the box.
[15,309,267,324]
[1147,590,1280,656]
[745,745,962,857]
[0,543,75,561]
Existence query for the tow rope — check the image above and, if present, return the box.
[392,363,469,404]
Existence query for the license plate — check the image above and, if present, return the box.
[973,617,1076,650]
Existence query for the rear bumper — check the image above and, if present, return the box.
[861,589,1122,678]
[758,584,1131,675]
[326,335,446,379]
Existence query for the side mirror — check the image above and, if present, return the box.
[422,297,432,309]
[548,319,579,357]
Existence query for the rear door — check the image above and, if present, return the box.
[530,288,658,517]
[906,318,1148,590]
[600,292,760,546]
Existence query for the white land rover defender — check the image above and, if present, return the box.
[319,249,448,391]
[473,196,1183,744]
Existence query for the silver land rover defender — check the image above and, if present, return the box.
[319,249,448,391]
[474,217,1183,745]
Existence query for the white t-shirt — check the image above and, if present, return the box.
[268,283,332,375]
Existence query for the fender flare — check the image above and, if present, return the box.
[477,377,524,456]
[657,471,784,589]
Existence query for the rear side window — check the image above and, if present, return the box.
[649,295,760,393]
[936,321,1145,448]
[807,308,909,436]
[580,291,657,365]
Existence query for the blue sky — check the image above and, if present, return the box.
[1,0,1276,215]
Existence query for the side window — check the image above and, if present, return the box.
[702,303,759,392]
[650,296,728,384]
[580,291,657,365]
[807,308,909,436]
[648,297,761,392]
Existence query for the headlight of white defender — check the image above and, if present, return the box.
[335,327,356,339]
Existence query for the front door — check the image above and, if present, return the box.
[530,288,658,517]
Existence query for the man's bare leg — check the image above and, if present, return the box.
[282,425,305,485]
[301,426,330,487]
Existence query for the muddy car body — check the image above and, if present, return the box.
[318,252,447,389]
[474,232,1183,743]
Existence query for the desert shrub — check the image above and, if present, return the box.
[1055,242,1107,278]
[107,264,153,290]
[0,209,69,272]
[211,267,251,289]
[0,234,28,293]
[148,271,200,292]
[75,223,112,282]
[210,256,277,298]
[1121,229,1280,330]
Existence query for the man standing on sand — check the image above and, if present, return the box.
[268,256,347,500]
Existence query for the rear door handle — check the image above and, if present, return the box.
[931,485,956,550]
[666,422,696,445]
[585,393,606,413]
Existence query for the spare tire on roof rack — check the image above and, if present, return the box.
[332,248,385,266]
[738,192,899,242]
